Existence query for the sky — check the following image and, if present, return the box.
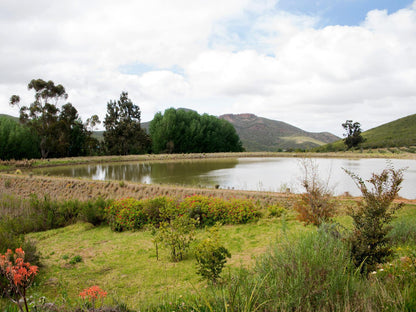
[1,0,415,137]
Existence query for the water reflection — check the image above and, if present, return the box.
[35,157,416,199]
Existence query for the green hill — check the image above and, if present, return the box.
[361,114,416,148]
[0,114,18,122]
[219,114,339,151]
[317,113,416,151]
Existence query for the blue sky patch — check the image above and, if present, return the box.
[276,0,414,26]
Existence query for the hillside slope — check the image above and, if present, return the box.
[317,113,416,151]
[219,114,339,151]
[361,113,416,148]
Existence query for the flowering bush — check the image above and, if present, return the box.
[106,196,262,232]
[105,198,147,231]
[225,198,261,224]
[0,248,38,312]
[79,285,107,312]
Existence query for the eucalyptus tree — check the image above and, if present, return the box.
[342,120,365,149]
[10,79,99,158]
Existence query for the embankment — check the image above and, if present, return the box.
[0,173,295,205]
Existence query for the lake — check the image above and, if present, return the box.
[35,157,416,199]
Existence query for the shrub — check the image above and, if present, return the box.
[194,223,231,284]
[145,196,178,225]
[294,159,336,226]
[79,197,109,226]
[105,198,147,231]
[344,165,405,274]
[180,195,214,226]
[157,215,197,262]
[225,198,261,224]
[267,204,287,218]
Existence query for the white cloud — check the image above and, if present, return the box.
[0,0,415,136]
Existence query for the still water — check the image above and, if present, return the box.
[36,157,416,199]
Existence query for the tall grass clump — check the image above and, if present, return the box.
[388,217,416,246]
[193,228,369,312]
[253,228,365,311]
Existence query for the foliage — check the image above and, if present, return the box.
[105,198,147,232]
[105,196,261,232]
[345,165,405,274]
[0,194,110,265]
[69,255,82,265]
[0,248,38,312]
[197,229,366,312]
[253,229,364,311]
[149,108,243,153]
[368,247,416,311]
[388,217,416,245]
[157,216,197,262]
[9,79,100,158]
[294,159,336,226]
[194,224,231,284]
[0,117,40,160]
[104,92,151,155]
[79,285,107,312]
[267,204,287,218]
[342,120,365,149]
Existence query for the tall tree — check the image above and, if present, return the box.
[0,116,40,160]
[149,108,243,154]
[103,92,151,155]
[342,120,365,149]
[10,79,99,158]
[10,79,68,158]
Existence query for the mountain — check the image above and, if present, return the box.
[219,113,339,151]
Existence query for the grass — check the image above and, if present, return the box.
[26,216,303,310]
[1,185,416,311]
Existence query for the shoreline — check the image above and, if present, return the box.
[1,151,415,173]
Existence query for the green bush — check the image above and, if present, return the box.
[345,165,405,274]
[105,198,148,231]
[267,204,286,218]
[194,224,231,284]
[157,216,197,262]
[80,197,108,226]
[106,195,262,232]
[145,196,178,225]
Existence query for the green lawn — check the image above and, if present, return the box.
[27,212,305,310]
[2,203,413,311]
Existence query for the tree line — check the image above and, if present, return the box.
[1,79,243,160]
